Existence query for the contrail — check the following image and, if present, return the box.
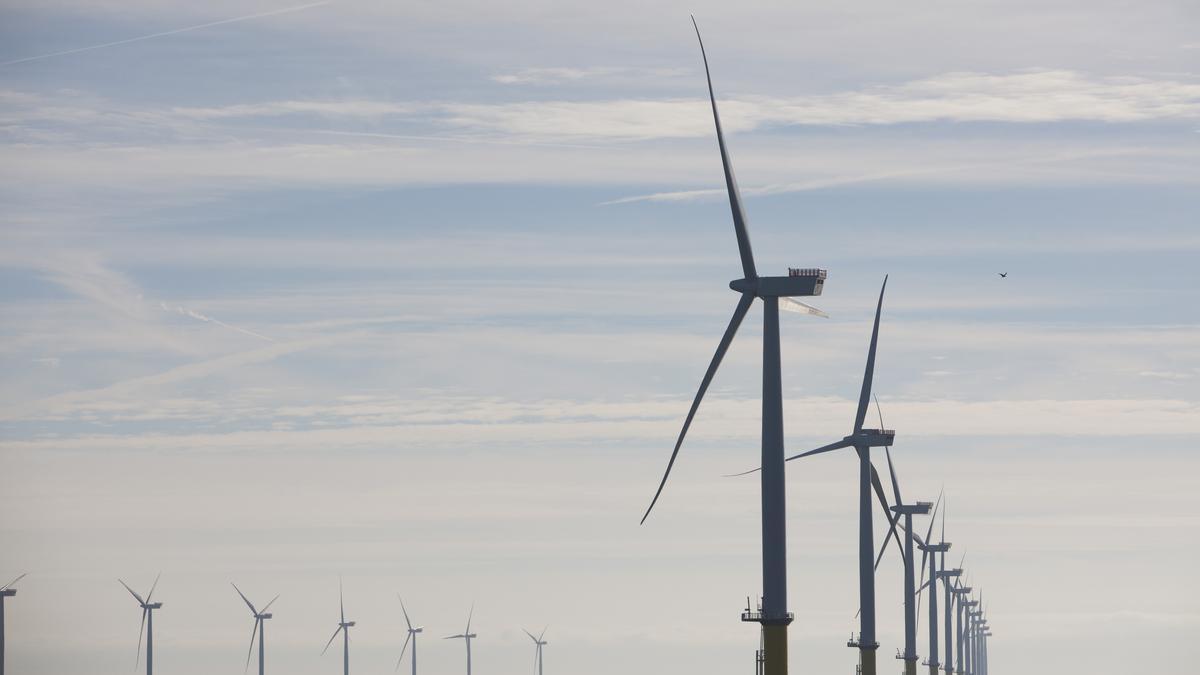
[160,302,275,342]
[1,1,332,67]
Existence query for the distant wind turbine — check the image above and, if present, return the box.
[1,573,27,675]
[119,574,163,675]
[444,604,477,675]
[879,450,936,675]
[232,584,278,675]
[395,596,423,675]
[523,627,548,675]
[322,581,355,675]
[772,277,902,675]
[640,19,832,675]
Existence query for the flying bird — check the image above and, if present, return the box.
[998,272,1007,278]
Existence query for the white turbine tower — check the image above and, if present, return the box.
[523,627,547,675]
[119,574,163,675]
[1,573,27,675]
[232,583,278,675]
[444,604,477,675]
[321,581,355,675]
[395,596,423,675]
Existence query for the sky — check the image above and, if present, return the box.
[0,0,1198,673]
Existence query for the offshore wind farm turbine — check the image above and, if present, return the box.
[639,18,830,675]
[777,278,900,675]
[881,452,936,675]
[0,573,26,675]
[523,627,548,675]
[321,582,355,675]
[395,597,423,675]
[119,575,162,675]
[232,584,278,675]
[915,504,949,675]
[444,604,477,675]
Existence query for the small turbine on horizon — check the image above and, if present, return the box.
[322,581,355,675]
[232,583,278,675]
[395,596,423,675]
[1,573,27,675]
[444,604,477,675]
[119,574,162,675]
[523,627,548,675]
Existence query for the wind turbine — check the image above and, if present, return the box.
[880,452,937,675]
[444,604,477,675]
[1,573,26,675]
[523,627,547,675]
[948,579,972,675]
[915,499,949,675]
[119,574,162,675]
[322,581,355,675]
[395,596,423,675]
[232,584,278,675]
[776,277,901,675]
[639,18,830,675]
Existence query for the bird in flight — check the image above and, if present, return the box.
[998,272,1008,278]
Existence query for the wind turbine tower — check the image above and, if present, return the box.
[120,575,163,675]
[396,597,423,675]
[321,583,355,675]
[880,453,935,675]
[444,605,478,675]
[950,585,972,675]
[640,18,830,675]
[232,584,278,675]
[964,600,980,675]
[0,574,26,675]
[782,278,900,675]
[523,628,548,675]
[917,515,949,675]
[938,567,963,674]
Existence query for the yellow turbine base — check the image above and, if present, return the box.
[763,625,788,675]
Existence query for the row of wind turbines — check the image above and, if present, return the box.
[0,575,548,675]
[636,18,996,675]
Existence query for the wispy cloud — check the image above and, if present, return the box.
[0,1,334,67]
[491,66,689,86]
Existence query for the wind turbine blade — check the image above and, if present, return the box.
[854,276,888,432]
[865,453,904,559]
[781,297,828,318]
[232,583,258,615]
[884,446,902,506]
[524,628,538,642]
[641,292,754,524]
[0,573,26,591]
[396,632,412,671]
[260,594,280,614]
[782,437,853,463]
[146,572,161,603]
[916,578,933,595]
[534,642,540,671]
[398,595,413,631]
[119,579,146,605]
[466,601,474,634]
[444,634,466,640]
[322,626,342,655]
[925,490,943,544]
[245,617,259,673]
[539,626,547,642]
[135,607,147,670]
[691,16,756,280]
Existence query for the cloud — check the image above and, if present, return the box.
[491,66,689,85]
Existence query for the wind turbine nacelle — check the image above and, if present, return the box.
[921,542,951,553]
[344,621,356,627]
[147,602,163,609]
[892,503,932,516]
[465,633,477,638]
[412,627,424,633]
[855,429,895,447]
[0,589,15,597]
[260,613,273,619]
[730,269,826,298]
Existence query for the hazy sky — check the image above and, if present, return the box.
[1,1,1198,674]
